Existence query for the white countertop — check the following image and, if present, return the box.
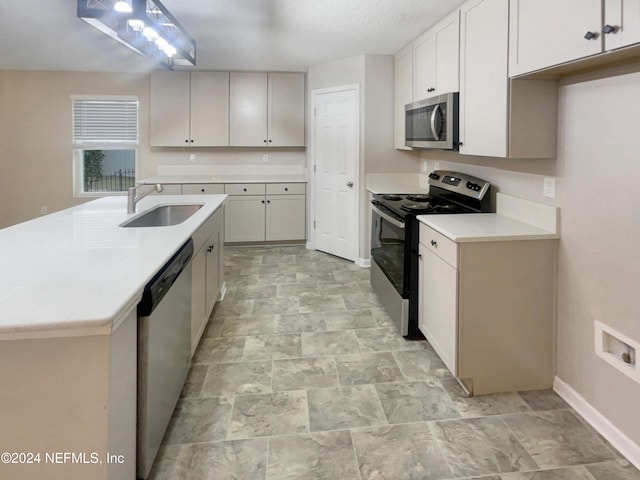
[418,213,559,242]
[0,194,226,339]
[140,174,307,185]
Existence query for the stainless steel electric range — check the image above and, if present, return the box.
[370,170,491,337]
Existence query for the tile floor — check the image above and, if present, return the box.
[149,245,640,480]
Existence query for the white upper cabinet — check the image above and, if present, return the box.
[189,72,230,146]
[150,71,190,146]
[460,0,510,157]
[230,72,305,147]
[150,71,229,147]
[604,0,640,50]
[413,9,460,100]
[460,0,557,158]
[509,0,640,77]
[229,72,268,146]
[394,44,413,150]
[268,73,306,147]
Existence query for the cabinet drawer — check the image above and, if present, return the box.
[224,183,266,195]
[182,183,224,195]
[192,212,218,253]
[152,184,182,195]
[419,223,458,268]
[266,183,306,195]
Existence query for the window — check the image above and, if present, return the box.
[72,95,139,197]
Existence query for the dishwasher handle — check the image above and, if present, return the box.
[138,238,194,317]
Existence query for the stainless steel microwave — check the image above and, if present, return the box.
[405,92,459,150]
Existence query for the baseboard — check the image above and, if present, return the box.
[554,376,640,470]
[356,258,371,268]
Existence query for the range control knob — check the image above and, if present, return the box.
[429,172,441,180]
[466,181,482,192]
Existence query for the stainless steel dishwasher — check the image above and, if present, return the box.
[137,239,193,479]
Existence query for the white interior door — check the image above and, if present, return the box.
[312,86,359,261]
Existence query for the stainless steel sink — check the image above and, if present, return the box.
[120,204,203,228]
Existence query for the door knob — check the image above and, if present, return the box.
[347,181,354,188]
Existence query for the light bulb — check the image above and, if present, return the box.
[155,37,168,50]
[164,45,177,57]
[114,1,132,13]
[142,26,158,42]
[127,19,145,32]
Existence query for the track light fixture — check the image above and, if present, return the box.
[77,0,196,69]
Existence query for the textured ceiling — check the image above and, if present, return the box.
[0,0,466,72]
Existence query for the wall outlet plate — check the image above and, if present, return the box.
[189,154,196,163]
[543,177,556,198]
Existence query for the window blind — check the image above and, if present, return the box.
[72,97,139,145]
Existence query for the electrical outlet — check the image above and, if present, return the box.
[189,154,197,163]
[263,154,269,163]
[422,160,428,172]
[434,161,440,170]
[543,177,556,198]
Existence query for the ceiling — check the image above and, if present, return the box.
[0,0,466,73]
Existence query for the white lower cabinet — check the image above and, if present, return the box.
[225,195,267,243]
[224,183,306,243]
[191,208,224,356]
[418,222,556,395]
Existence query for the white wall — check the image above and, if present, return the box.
[421,62,640,449]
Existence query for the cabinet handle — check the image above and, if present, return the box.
[268,139,272,143]
[261,200,265,204]
[185,139,189,143]
[284,187,288,191]
[584,30,598,40]
[418,254,422,260]
[430,240,438,247]
[603,24,618,34]
[207,244,214,253]
[267,200,271,203]
[427,87,435,92]
[201,188,205,192]
[263,139,268,143]
[243,188,247,192]
[190,139,194,143]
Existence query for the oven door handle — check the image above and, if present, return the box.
[372,205,405,229]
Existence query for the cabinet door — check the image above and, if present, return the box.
[419,244,458,375]
[395,44,413,150]
[413,30,437,100]
[190,246,207,356]
[413,10,460,100]
[266,194,306,241]
[459,0,509,157]
[190,72,230,146]
[268,73,305,147]
[604,0,640,50]
[229,72,268,146]
[205,220,221,317]
[224,195,266,242]
[150,71,191,146]
[509,0,602,77]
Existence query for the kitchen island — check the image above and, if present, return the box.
[0,193,226,480]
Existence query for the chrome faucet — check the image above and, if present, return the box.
[127,184,164,214]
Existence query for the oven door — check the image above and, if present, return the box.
[370,203,407,296]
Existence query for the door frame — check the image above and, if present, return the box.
[308,83,361,262]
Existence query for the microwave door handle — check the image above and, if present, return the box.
[430,104,441,141]
[372,205,405,229]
